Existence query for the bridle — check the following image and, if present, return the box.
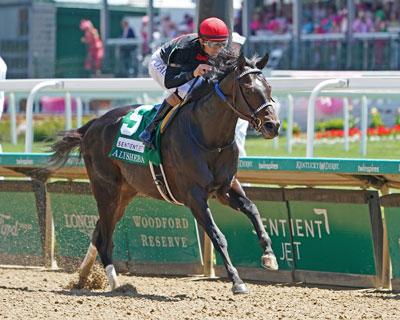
[213,67,274,132]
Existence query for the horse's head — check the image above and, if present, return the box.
[214,52,280,139]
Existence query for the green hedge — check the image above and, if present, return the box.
[315,117,356,132]
[0,116,95,142]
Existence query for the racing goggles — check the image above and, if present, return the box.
[204,40,228,49]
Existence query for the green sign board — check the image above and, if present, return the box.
[383,207,400,279]
[51,193,128,261]
[51,194,201,264]
[0,192,42,256]
[211,198,376,275]
[288,201,376,275]
[123,198,201,264]
[210,200,292,271]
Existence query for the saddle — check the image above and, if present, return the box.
[160,92,186,133]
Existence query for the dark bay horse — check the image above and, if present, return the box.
[49,52,280,294]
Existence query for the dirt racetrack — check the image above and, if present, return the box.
[0,266,399,320]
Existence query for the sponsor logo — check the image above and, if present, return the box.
[64,213,98,238]
[132,216,190,248]
[258,163,279,170]
[296,161,339,171]
[239,160,253,168]
[16,159,33,165]
[132,216,189,229]
[258,208,331,263]
[117,137,145,153]
[357,165,380,173]
[0,214,32,238]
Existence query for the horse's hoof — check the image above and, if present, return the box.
[261,253,279,271]
[231,283,249,294]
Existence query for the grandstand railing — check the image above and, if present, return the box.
[248,32,400,70]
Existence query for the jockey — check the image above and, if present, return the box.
[139,16,229,149]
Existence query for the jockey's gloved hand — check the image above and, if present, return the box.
[193,64,213,77]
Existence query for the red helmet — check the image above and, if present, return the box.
[199,17,229,42]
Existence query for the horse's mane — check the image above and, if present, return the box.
[188,49,261,102]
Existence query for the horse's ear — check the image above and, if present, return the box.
[237,52,246,70]
[256,53,269,70]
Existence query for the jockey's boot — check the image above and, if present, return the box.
[139,93,181,149]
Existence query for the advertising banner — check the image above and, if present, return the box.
[0,192,42,256]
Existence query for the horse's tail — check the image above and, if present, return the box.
[48,118,96,170]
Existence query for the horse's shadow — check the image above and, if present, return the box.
[358,289,400,301]
[55,285,189,302]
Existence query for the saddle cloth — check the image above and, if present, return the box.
[109,104,162,166]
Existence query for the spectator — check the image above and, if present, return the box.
[387,11,400,32]
[178,14,194,35]
[120,18,137,76]
[0,56,6,152]
[234,11,242,34]
[352,11,374,33]
[80,19,104,75]
[250,12,263,35]
[140,15,151,56]
[160,15,177,39]
[302,16,314,34]
[121,18,135,39]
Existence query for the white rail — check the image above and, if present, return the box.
[1,76,400,156]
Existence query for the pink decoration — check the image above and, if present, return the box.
[40,96,77,114]
[316,97,343,115]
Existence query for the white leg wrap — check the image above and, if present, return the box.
[80,243,98,270]
[105,264,119,290]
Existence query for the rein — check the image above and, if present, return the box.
[214,68,272,132]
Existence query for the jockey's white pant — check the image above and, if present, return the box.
[0,57,7,153]
[148,48,248,156]
[235,118,249,157]
[148,48,204,100]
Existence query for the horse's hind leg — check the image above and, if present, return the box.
[77,159,137,290]
[216,180,278,271]
[78,242,98,288]
[90,180,137,290]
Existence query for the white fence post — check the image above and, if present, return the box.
[286,94,294,154]
[76,97,83,128]
[9,93,17,145]
[306,79,348,158]
[343,97,350,151]
[65,92,72,130]
[360,96,368,156]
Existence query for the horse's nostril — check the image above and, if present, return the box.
[264,122,274,130]
[265,121,280,132]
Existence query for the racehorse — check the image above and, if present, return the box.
[48,51,280,294]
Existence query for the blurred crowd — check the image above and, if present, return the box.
[234,0,400,36]
[141,13,195,55]
[80,1,400,76]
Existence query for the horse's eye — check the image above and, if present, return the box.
[243,85,253,92]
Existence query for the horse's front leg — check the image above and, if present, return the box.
[217,178,279,271]
[187,186,249,294]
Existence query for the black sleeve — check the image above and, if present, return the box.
[164,66,195,89]
[164,47,196,89]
